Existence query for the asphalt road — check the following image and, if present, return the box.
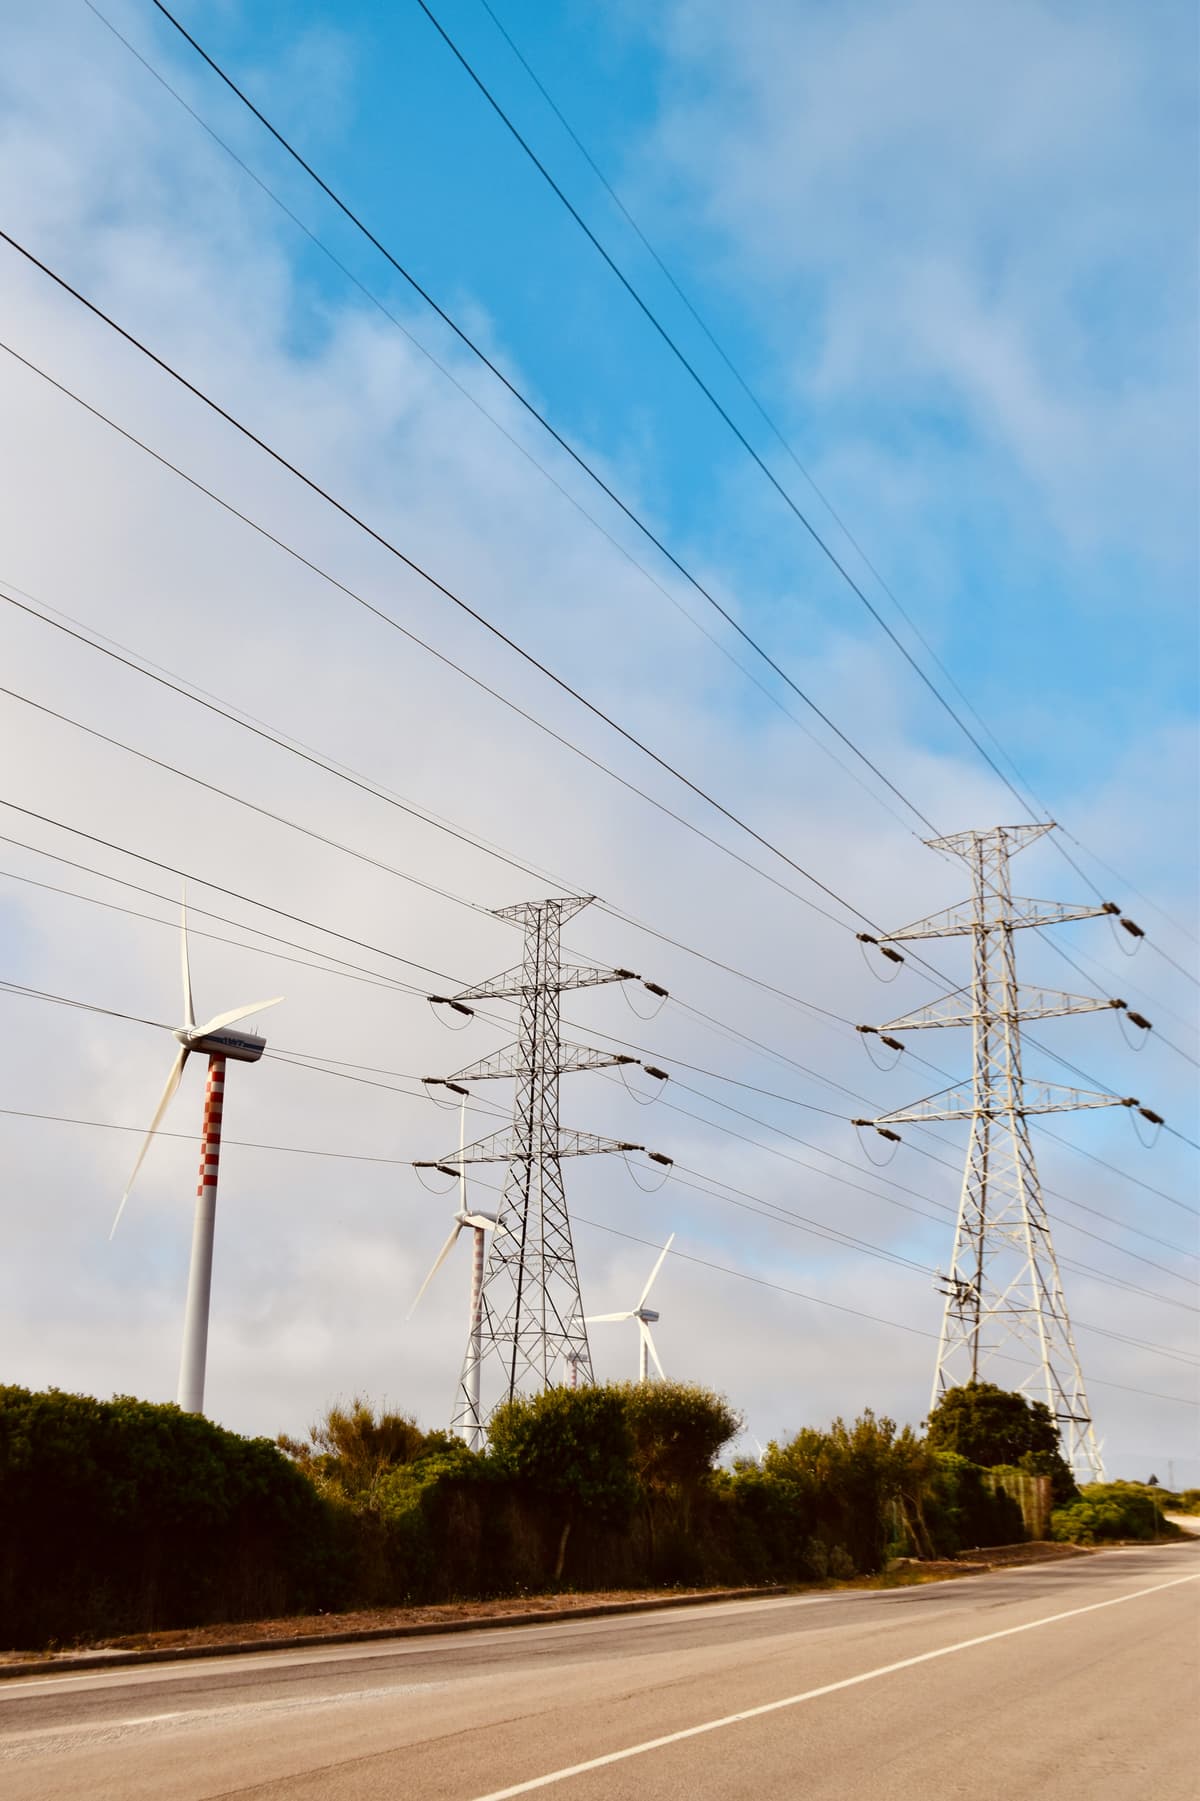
[2,1543,1197,1800]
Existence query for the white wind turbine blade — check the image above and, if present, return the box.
[180,894,195,1029]
[110,1044,189,1238]
[407,1222,463,1318]
[584,1311,634,1324]
[638,1232,675,1308]
[639,1318,665,1380]
[193,996,284,1038]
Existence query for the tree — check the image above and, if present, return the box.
[278,1397,427,1508]
[762,1411,934,1574]
[616,1381,740,1572]
[620,1381,741,1502]
[488,1385,636,1579]
[925,1383,1075,1501]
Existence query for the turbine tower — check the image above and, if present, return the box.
[409,1087,499,1450]
[416,895,670,1437]
[858,824,1150,1484]
[113,901,282,1415]
[586,1234,674,1382]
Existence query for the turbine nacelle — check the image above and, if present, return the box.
[173,1025,268,1063]
[110,899,282,1238]
[409,1203,500,1317]
[455,1208,500,1232]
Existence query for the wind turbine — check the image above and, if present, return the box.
[586,1233,674,1383]
[112,899,282,1415]
[410,1088,498,1449]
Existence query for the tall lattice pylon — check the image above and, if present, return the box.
[417,896,660,1441]
[860,824,1145,1483]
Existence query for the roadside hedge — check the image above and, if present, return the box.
[0,1385,344,1646]
[2,1380,1064,1648]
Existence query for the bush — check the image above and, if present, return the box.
[489,1385,637,1579]
[1051,1482,1182,1545]
[924,1452,1026,1553]
[277,1398,428,1507]
[744,1411,933,1577]
[617,1381,740,1581]
[0,1386,342,1647]
[926,1383,1076,1502]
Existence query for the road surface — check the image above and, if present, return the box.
[2,1542,1196,1799]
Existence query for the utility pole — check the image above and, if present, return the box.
[416,895,670,1442]
[858,824,1155,1485]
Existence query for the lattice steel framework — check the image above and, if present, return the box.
[862,825,1139,1483]
[418,896,646,1439]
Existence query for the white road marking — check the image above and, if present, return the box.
[471,1569,1200,1799]
[0,1681,446,1763]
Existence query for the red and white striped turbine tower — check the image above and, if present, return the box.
[112,900,282,1415]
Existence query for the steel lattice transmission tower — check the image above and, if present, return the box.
[859,824,1145,1484]
[416,896,667,1443]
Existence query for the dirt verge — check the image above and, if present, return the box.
[4,1537,1188,1678]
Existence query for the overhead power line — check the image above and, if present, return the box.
[3,798,1190,1264]
[0,579,870,1031]
[88,4,1197,1011]
[134,0,948,841]
[4,302,1177,1117]
[3,1092,1194,1408]
[5,932,1192,1309]
[0,326,890,941]
[411,0,1051,819]
[4,813,1191,1275]
[75,0,925,848]
[11,567,1190,1160]
[10,829,1193,1286]
[652,1071,1198,1286]
[452,1,1199,964]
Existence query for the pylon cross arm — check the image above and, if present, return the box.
[490,895,594,926]
[448,1041,638,1083]
[451,963,638,1002]
[422,1127,645,1167]
[881,986,1123,1032]
[881,897,1116,942]
[872,1082,1137,1125]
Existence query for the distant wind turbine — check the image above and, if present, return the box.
[410,1088,498,1449]
[112,898,282,1415]
[586,1233,674,1382]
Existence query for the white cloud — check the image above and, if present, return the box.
[646,0,1198,561]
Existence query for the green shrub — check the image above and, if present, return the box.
[926,1383,1076,1502]
[1050,1482,1181,1544]
[745,1411,933,1577]
[924,1451,1025,1554]
[489,1385,637,1579]
[277,1397,428,1507]
[0,1386,342,1646]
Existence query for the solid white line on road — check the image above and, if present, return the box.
[471,1569,1200,1800]
[0,1682,449,1763]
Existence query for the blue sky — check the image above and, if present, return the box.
[0,0,1195,1474]
[153,0,1200,803]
